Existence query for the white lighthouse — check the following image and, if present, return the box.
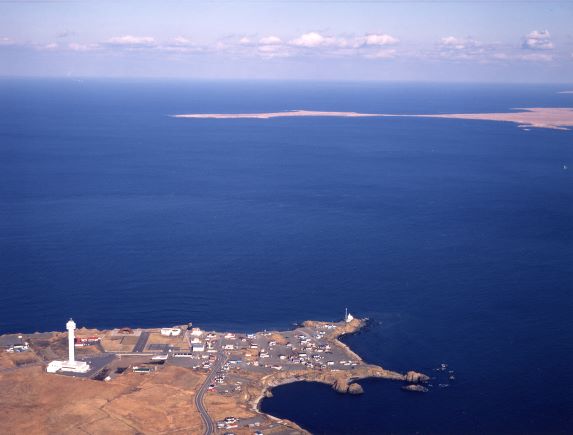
[67,318,76,363]
[345,308,354,323]
[46,318,91,374]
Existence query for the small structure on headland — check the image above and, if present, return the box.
[345,307,354,323]
[46,319,91,374]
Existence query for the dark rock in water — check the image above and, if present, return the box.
[332,379,350,394]
[402,384,429,393]
[331,378,364,394]
[348,383,364,395]
[405,371,430,383]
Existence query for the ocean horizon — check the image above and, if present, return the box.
[1,79,572,434]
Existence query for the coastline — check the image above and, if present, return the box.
[250,318,419,414]
[333,319,369,363]
[247,319,375,434]
[0,317,428,434]
[173,107,573,130]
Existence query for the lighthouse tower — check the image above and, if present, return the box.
[66,319,76,363]
[46,318,91,374]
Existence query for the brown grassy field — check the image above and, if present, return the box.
[0,365,206,435]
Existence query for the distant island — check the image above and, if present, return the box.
[0,314,429,435]
[173,107,573,130]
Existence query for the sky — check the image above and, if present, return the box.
[1,0,572,82]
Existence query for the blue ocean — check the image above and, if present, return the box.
[1,80,572,434]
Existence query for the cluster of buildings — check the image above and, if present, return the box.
[215,416,264,434]
[40,310,358,381]
[5,338,29,353]
[217,416,239,430]
[74,336,100,347]
[184,327,210,353]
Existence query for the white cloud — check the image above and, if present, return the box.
[441,36,465,49]
[432,33,558,64]
[161,38,206,54]
[361,34,399,46]
[257,44,291,58]
[171,36,191,45]
[230,31,402,59]
[1,38,70,51]
[1,31,403,60]
[440,36,480,50]
[290,32,336,48]
[107,35,156,46]
[259,35,282,45]
[522,30,553,50]
[287,32,399,56]
[158,36,205,53]
[99,35,206,54]
[5,29,564,67]
[433,36,491,62]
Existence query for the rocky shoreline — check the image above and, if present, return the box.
[250,318,429,426]
[1,316,429,434]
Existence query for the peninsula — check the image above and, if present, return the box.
[0,314,429,435]
[173,107,573,130]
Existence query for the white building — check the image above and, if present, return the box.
[190,328,203,337]
[6,336,29,353]
[46,319,90,374]
[160,328,182,337]
[345,308,354,323]
[192,343,205,352]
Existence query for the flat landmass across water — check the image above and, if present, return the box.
[173,107,573,130]
[0,317,429,435]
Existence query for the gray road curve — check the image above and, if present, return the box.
[195,353,227,435]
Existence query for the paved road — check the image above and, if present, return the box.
[195,353,227,435]
[133,331,150,353]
